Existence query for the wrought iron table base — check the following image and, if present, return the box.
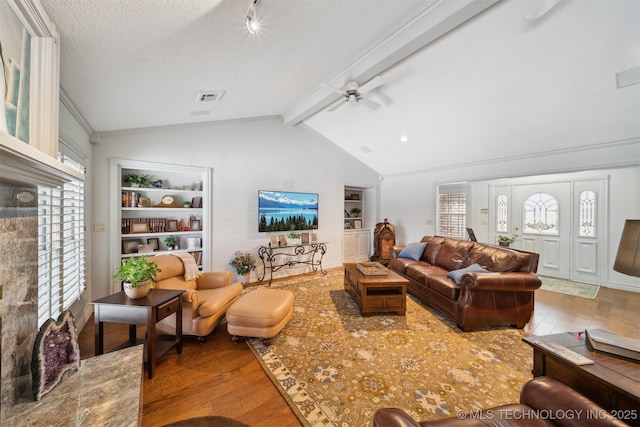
[257,242,327,285]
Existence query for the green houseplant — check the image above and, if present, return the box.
[497,227,519,247]
[111,256,161,299]
[349,207,361,218]
[164,235,178,250]
[123,173,151,188]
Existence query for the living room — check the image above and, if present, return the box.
[1,0,639,425]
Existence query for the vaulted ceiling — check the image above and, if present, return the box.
[41,0,639,177]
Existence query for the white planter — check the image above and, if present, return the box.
[123,281,152,299]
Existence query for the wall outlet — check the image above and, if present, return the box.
[93,223,105,232]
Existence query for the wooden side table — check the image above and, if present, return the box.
[92,289,184,379]
[344,263,408,316]
[523,332,640,424]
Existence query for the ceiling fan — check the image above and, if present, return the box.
[322,76,384,112]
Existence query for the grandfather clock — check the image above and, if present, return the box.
[372,219,395,265]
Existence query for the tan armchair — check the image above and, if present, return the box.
[151,255,243,343]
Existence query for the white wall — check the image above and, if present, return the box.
[381,143,640,292]
[90,117,380,299]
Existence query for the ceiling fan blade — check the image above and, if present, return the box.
[327,97,347,112]
[358,76,384,94]
[321,83,346,96]
[358,97,381,110]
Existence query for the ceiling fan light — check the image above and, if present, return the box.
[245,0,260,34]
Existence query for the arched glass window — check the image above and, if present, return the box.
[579,190,596,237]
[496,194,508,232]
[523,192,558,235]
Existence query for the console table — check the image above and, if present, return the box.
[523,332,640,424]
[258,242,327,285]
[92,289,183,379]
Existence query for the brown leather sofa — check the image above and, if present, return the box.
[151,254,243,342]
[373,376,627,426]
[390,236,541,331]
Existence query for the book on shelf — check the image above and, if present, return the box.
[585,328,640,362]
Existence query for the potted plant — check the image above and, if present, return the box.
[164,235,178,250]
[497,227,519,247]
[123,173,151,188]
[111,256,161,299]
[183,201,192,208]
[350,207,361,218]
[288,231,301,245]
[229,251,256,285]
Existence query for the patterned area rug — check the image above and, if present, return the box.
[244,272,533,427]
[539,276,599,299]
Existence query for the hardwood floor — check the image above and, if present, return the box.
[78,281,640,426]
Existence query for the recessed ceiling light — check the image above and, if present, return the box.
[399,135,409,143]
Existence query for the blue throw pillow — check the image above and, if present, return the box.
[447,263,488,285]
[397,242,427,261]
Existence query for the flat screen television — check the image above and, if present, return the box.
[258,190,319,232]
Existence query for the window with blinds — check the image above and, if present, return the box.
[37,157,86,326]
[437,191,468,239]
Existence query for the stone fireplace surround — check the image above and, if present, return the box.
[0,136,83,419]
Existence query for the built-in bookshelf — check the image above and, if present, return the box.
[344,186,370,261]
[110,159,212,291]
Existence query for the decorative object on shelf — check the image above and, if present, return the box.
[186,238,201,250]
[278,234,287,246]
[349,207,361,218]
[123,173,151,188]
[122,240,141,254]
[189,216,201,231]
[164,235,178,250]
[31,310,81,401]
[191,196,203,208]
[154,194,181,208]
[129,220,150,234]
[288,231,301,245]
[230,251,256,285]
[183,201,191,208]
[301,232,310,244]
[137,197,151,207]
[150,179,163,188]
[111,256,161,299]
[354,220,362,229]
[138,244,154,253]
[497,227,519,247]
[147,238,159,251]
[192,181,202,191]
[167,219,179,232]
[269,233,279,247]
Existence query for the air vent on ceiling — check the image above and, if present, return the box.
[360,145,373,154]
[196,90,225,103]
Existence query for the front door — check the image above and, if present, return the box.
[513,183,572,279]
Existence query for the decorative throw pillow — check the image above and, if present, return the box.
[447,263,488,284]
[397,242,428,261]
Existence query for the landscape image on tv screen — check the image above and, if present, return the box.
[258,190,319,232]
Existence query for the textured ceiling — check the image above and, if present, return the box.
[42,0,433,132]
[40,0,640,176]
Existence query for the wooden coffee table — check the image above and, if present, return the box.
[343,262,409,316]
[523,332,640,424]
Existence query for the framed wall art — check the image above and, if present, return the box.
[167,220,179,232]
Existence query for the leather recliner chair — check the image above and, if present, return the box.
[373,376,627,427]
[151,255,243,342]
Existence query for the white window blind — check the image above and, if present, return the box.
[437,184,469,239]
[37,157,86,326]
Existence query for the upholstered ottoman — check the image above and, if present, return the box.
[226,288,294,345]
